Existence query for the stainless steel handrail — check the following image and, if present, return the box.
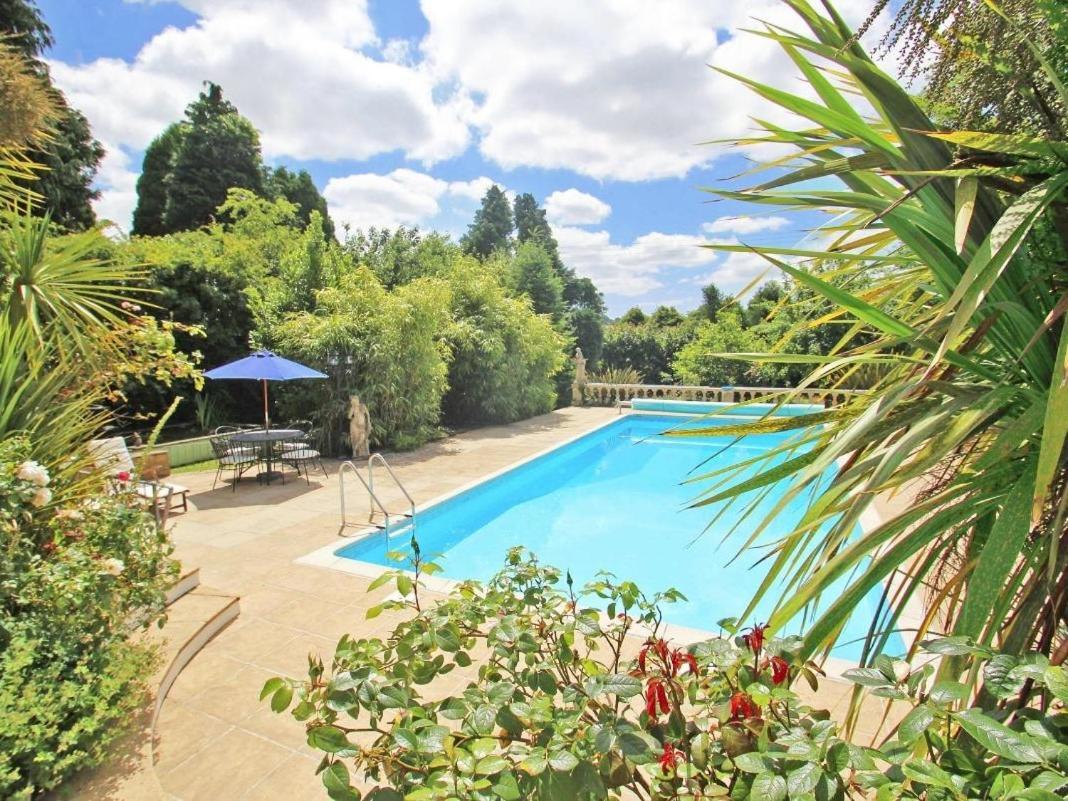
[367,453,416,522]
[338,461,391,533]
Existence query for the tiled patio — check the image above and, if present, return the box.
[143,406,904,800]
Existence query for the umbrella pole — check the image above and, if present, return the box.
[263,379,270,433]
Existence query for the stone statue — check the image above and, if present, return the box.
[347,395,371,458]
[571,348,587,406]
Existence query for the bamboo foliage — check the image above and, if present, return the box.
[680,0,1068,683]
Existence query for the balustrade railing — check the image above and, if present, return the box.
[579,382,863,408]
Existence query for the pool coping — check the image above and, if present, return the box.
[297,409,929,680]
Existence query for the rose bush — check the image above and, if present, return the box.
[265,545,1067,801]
[0,437,178,798]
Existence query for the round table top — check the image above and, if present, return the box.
[230,428,304,443]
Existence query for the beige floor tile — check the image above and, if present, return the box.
[159,728,292,801]
[250,632,338,678]
[182,663,281,725]
[240,753,324,801]
[209,616,303,665]
[153,699,232,775]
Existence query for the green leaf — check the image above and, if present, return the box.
[308,725,355,754]
[396,573,413,597]
[901,759,961,791]
[259,677,284,701]
[475,755,510,776]
[928,681,969,705]
[1043,666,1068,702]
[548,751,579,772]
[751,772,788,801]
[392,728,419,752]
[471,704,497,735]
[954,176,978,254]
[787,762,821,795]
[734,752,776,774]
[1034,305,1068,530]
[270,684,293,713]
[954,466,1035,642]
[897,704,936,743]
[954,709,1043,763]
[591,673,643,698]
[322,761,350,793]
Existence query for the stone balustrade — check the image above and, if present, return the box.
[580,382,863,408]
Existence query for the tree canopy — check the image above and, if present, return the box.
[461,185,513,259]
[1,0,103,230]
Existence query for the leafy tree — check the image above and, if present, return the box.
[502,241,564,318]
[346,226,454,289]
[562,274,605,314]
[160,83,264,233]
[743,280,784,327]
[442,258,564,425]
[694,282,726,322]
[601,322,690,384]
[1,0,103,231]
[565,306,604,367]
[618,306,647,325]
[649,305,685,328]
[513,191,563,270]
[461,184,513,259]
[864,0,1068,136]
[131,123,186,236]
[672,310,762,386]
[264,165,334,240]
[269,268,451,452]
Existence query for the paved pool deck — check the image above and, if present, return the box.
[145,406,906,800]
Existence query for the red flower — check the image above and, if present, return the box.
[729,692,760,721]
[741,623,767,655]
[659,742,682,772]
[116,471,131,482]
[638,638,670,675]
[645,678,670,718]
[671,648,698,676]
[769,655,789,685]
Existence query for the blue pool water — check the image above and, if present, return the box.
[337,413,902,660]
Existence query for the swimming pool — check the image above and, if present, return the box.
[335,412,901,660]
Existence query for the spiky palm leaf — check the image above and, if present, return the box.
[680,0,1068,690]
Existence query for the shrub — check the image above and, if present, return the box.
[600,322,692,384]
[0,438,177,798]
[442,259,565,426]
[266,547,1068,800]
[671,310,764,386]
[269,267,451,453]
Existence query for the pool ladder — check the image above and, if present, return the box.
[338,454,415,539]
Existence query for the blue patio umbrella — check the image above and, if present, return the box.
[203,350,327,432]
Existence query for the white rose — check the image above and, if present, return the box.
[30,487,52,507]
[17,460,50,487]
[102,558,125,576]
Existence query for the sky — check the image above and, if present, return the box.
[39,0,888,316]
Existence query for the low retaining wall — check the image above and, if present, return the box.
[581,383,862,408]
[131,433,214,469]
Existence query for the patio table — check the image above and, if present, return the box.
[230,428,304,484]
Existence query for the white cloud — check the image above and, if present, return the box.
[553,224,718,296]
[702,215,790,235]
[322,168,500,232]
[48,0,472,229]
[544,189,611,226]
[92,143,139,233]
[420,0,881,181]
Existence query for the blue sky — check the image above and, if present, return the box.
[40,0,877,315]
